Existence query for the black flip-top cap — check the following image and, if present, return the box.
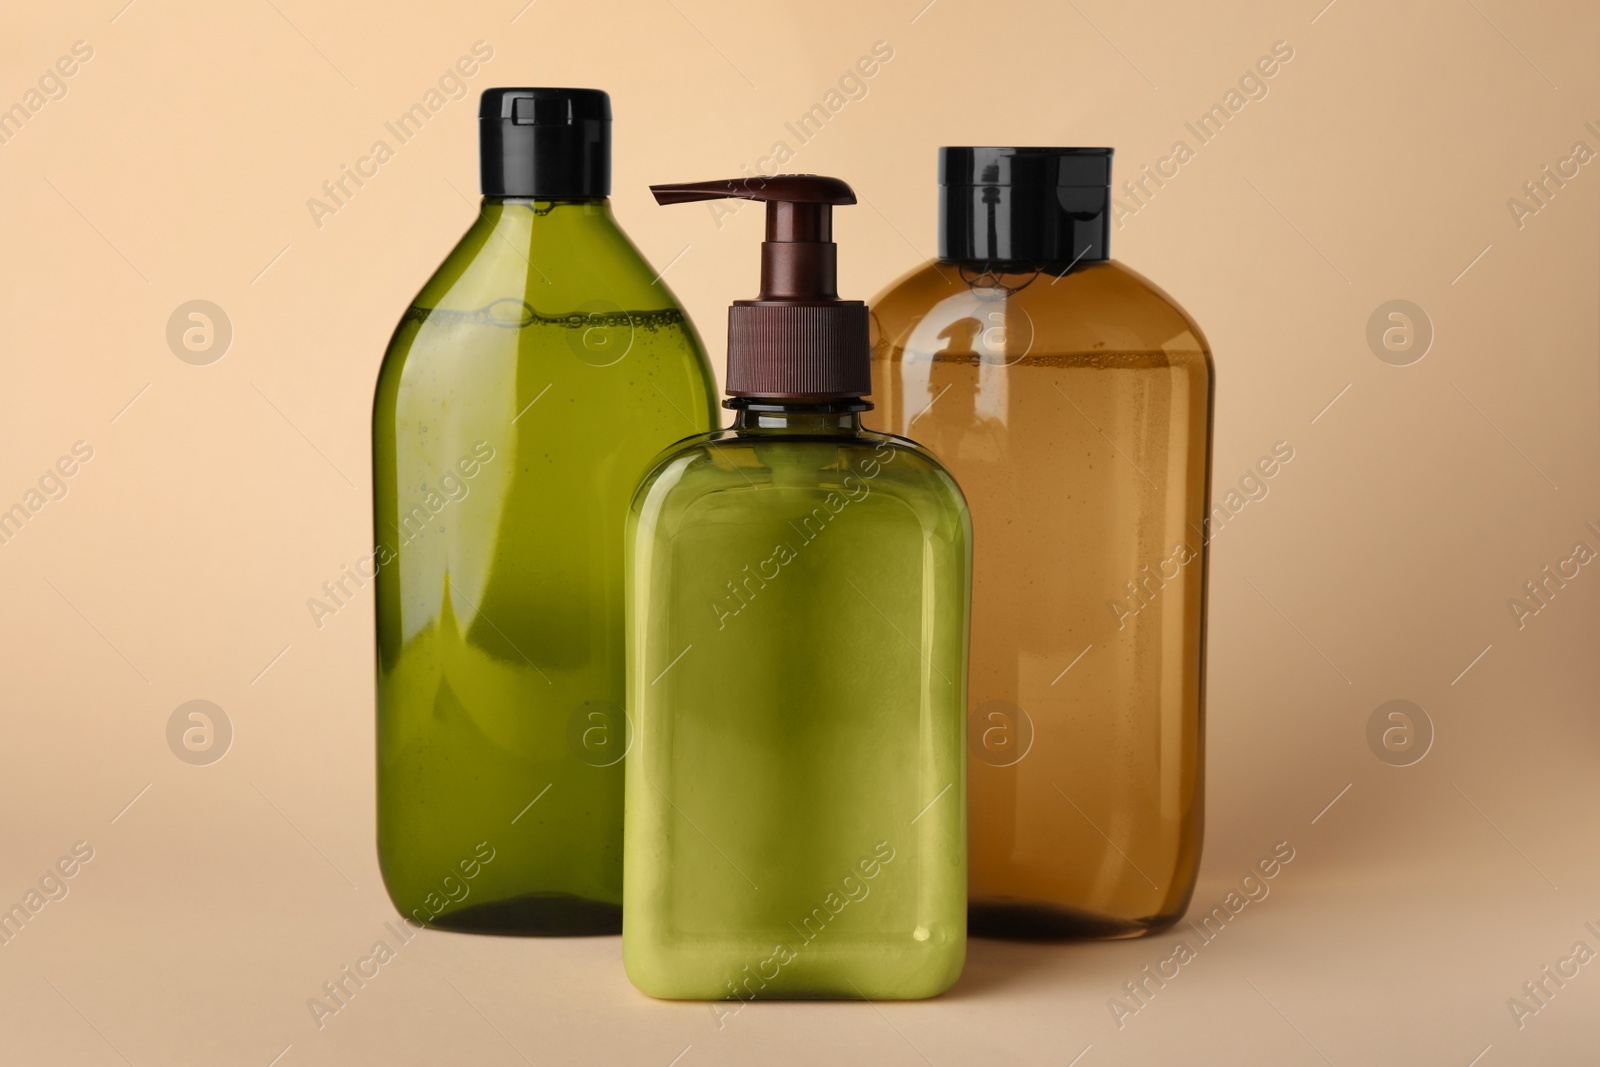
[479,88,610,198]
[939,147,1112,266]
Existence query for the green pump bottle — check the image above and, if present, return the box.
[372,89,717,934]
[623,176,971,999]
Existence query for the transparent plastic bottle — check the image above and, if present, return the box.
[624,177,970,998]
[869,148,1213,939]
[372,89,716,934]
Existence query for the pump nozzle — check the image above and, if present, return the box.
[650,176,870,401]
[650,174,854,206]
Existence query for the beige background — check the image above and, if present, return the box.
[3,0,1599,1063]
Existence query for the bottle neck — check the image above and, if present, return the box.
[478,196,614,232]
[729,402,865,437]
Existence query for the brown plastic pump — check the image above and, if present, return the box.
[650,176,870,401]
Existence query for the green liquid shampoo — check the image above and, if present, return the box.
[372,89,716,935]
[624,176,970,998]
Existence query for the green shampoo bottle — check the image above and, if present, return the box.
[623,176,971,999]
[372,89,717,934]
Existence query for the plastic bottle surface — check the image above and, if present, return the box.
[373,89,717,935]
[624,176,970,998]
[868,147,1213,939]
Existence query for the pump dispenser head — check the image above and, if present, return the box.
[651,176,870,402]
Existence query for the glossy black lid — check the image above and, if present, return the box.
[479,88,610,198]
[939,147,1112,266]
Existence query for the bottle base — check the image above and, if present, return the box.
[624,932,966,1001]
[626,965,963,1002]
[969,899,1182,941]
[628,980,959,1002]
[422,893,622,937]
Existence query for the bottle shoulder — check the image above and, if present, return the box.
[869,258,1211,364]
[642,426,959,472]
[631,427,969,521]
[376,203,715,395]
[406,201,694,319]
